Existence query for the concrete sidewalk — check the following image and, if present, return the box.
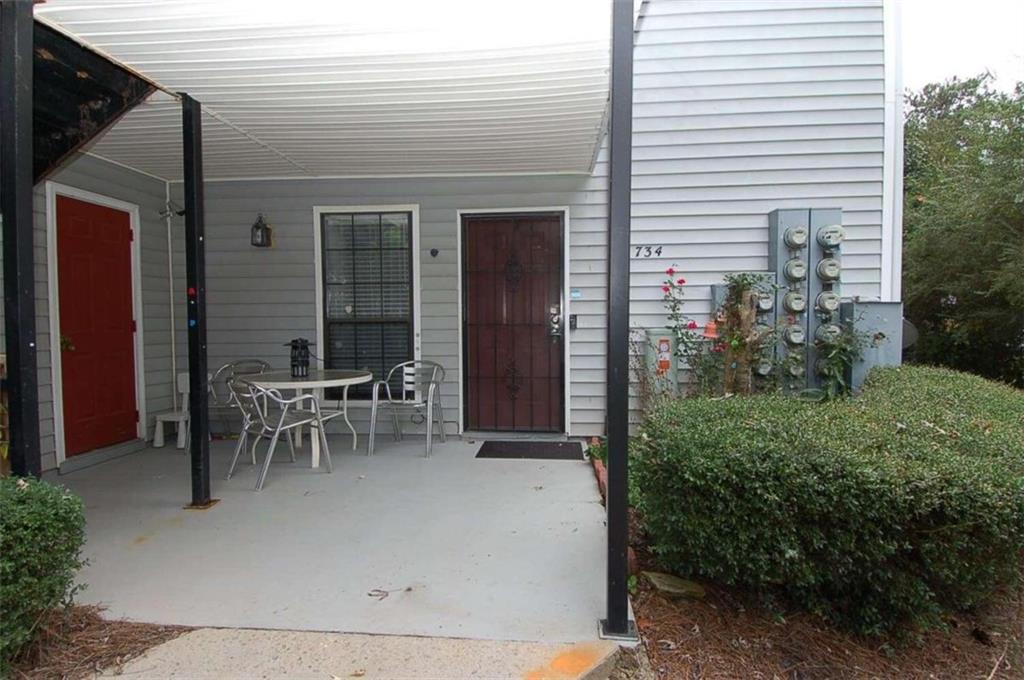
[99,628,620,679]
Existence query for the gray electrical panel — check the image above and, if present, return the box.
[768,209,811,392]
[840,301,904,391]
[806,208,844,387]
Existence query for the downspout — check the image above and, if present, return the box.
[166,181,177,411]
[881,0,904,302]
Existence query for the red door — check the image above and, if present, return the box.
[57,195,137,456]
[463,214,563,432]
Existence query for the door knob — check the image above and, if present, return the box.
[549,310,562,338]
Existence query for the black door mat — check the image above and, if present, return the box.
[476,440,583,460]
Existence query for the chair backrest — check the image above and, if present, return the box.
[227,377,276,431]
[176,372,190,395]
[385,360,445,402]
[211,359,272,407]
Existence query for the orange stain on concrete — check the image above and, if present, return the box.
[524,644,603,679]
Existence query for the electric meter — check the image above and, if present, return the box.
[755,359,774,376]
[783,226,809,249]
[816,290,841,313]
[756,292,774,311]
[788,363,806,378]
[816,258,841,282]
[784,258,807,282]
[755,323,773,338]
[783,324,805,346]
[815,323,842,344]
[816,224,845,249]
[783,290,807,313]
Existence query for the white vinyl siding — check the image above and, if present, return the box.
[626,0,886,333]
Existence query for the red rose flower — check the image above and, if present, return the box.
[677,277,686,285]
[661,286,671,293]
[666,267,675,276]
[687,320,698,330]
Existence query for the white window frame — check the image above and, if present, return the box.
[312,204,422,405]
[45,182,147,465]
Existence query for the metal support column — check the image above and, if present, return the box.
[180,93,213,507]
[600,0,638,640]
[1,0,41,478]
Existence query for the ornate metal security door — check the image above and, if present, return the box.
[462,213,564,432]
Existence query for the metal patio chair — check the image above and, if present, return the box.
[226,378,344,490]
[209,359,271,436]
[367,360,446,457]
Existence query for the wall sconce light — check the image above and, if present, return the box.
[251,213,272,248]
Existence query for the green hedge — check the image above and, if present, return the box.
[0,477,86,670]
[631,366,1024,635]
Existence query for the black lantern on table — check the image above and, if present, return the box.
[286,338,311,378]
[251,213,272,248]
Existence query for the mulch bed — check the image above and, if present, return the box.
[629,514,1023,679]
[9,605,190,680]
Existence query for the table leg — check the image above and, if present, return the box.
[343,384,357,450]
[311,417,320,469]
[295,387,304,448]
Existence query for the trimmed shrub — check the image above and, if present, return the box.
[631,366,1024,635]
[0,477,86,669]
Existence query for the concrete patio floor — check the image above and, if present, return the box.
[49,436,607,643]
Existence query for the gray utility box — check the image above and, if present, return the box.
[806,208,844,388]
[840,301,904,391]
[768,209,811,392]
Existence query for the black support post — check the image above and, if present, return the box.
[180,93,212,507]
[1,0,42,478]
[601,0,637,640]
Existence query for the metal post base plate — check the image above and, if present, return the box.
[599,618,639,643]
[184,498,221,510]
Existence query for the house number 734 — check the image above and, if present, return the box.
[632,246,663,258]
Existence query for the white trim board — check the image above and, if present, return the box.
[881,0,904,302]
[312,204,422,407]
[455,207,572,436]
[45,182,148,466]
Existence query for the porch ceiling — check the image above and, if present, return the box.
[34,0,614,181]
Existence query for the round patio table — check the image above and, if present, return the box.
[244,369,373,469]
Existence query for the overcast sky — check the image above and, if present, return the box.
[901,0,1024,94]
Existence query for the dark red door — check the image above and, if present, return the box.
[57,195,137,456]
[463,214,563,432]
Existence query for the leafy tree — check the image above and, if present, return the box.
[902,75,1024,386]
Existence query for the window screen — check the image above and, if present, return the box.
[321,212,413,398]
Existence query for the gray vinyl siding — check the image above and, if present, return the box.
[170,174,609,437]
[0,154,171,471]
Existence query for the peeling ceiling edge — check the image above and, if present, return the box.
[34,14,176,98]
[38,12,315,180]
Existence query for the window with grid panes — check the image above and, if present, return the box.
[321,212,413,399]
